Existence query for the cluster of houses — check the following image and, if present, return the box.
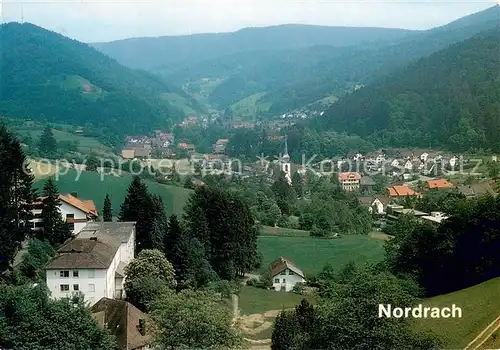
[121,131,175,160]
[25,194,152,350]
[336,169,497,226]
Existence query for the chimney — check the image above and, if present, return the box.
[71,192,78,198]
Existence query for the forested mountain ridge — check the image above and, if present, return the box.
[91,24,414,70]
[311,28,500,152]
[0,23,202,145]
[92,5,500,119]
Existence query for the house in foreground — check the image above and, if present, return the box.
[271,257,306,292]
[92,297,152,350]
[45,222,136,306]
[32,193,98,234]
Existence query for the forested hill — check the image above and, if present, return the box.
[311,28,500,153]
[0,23,202,145]
[91,25,414,70]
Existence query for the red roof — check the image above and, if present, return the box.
[388,185,417,197]
[338,172,361,181]
[426,178,453,189]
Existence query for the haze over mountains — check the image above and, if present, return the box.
[92,5,500,118]
[0,5,498,149]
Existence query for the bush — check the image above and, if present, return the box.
[292,282,305,295]
[246,278,259,287]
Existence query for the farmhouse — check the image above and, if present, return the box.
[426,178,454,190]
[387,185,419,198]
[45,222,136,306]
[31,193,98,234]
[92,297,152,350]
[271,257,306,292]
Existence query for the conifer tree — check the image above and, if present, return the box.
[102,194,112,222]
[119,176,149,221]
[40,177,72,247]
[272,171,297,215]
[38,125,57,157]
[0,124,35,273]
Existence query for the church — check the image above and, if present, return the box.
[281,135,292,185]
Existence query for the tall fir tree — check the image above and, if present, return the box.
[40,178,72,247]
[0,124,35,273]
[292,171,304,198]
[38,125,57,157]
[272,171,297,216]
[119,176,149,221]
[102,194,112,222]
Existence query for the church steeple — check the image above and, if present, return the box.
[283,135,290,161]
[282,134,292,185]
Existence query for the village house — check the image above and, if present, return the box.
[45,222,136,306]
[421,211,449,224]
[32,193,98,234]
[386,204,428,223]
[456,182,497,199]
[426,178,454,190]
[213,138,229,154]
[360,176,376,193]
[178,142,196,153]
[338,172,361,191]
[121,149,135,160]
[92,297,152,350]
[387,185,419,198]
[134,147,151,160]
[359,196,391,215]
[271,257,306,292]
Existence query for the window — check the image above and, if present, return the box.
[34,221,44,228]
[274,278,280,283]
[282,279,286,283]
[68,222,75,230]
[60,270,69,278]
[66,214,74,219]
[60,284,69,292]
[73,284,79,291]
[280,271,286,275]
[288,270,295,275]
[73,270,79,278]
[88,270,94,278]
[88,284,95,292]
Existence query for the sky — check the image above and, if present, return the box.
[0,0,496,42]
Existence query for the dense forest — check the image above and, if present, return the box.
[0,23,202,145]
[312,28,500,152]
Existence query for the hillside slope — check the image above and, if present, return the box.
[0,23,202,145]
[209,5,500,115]
[313,28,500,152]
[92,24,414,70]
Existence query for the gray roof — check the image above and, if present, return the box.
[46,233,121,269]
[80,222,135,243]
[360,176,376,186]
[359,196,374,205]
[134,147,150,158]
[456,185,476,197]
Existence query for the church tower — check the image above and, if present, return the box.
[282,135,292,185]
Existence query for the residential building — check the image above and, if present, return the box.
[387,185,419,198]
[422,211,449,224]
[386,205,428,223]
[371,196,391,215]
[45,222,136,306]
[134,147,151,160]
[338,172,361,191]
[32,193,98,234]
[271,257,306,292]
[456,182,497,199]
[420,152,429,162]
[92,298,152,350]
[360,176,376,193]
[404,160,413,171]
[121,149,135,160]
[426,178,454,190]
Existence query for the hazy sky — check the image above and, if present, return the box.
[1,0,496,42]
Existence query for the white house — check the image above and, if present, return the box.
[45,222,136,306]
[420,152,429,162]
[32,193,98,234]
[271,257,306,292]
[391,159,400,168]
[404,160,413,171]
[449,156,458,168]
[376,154,385,164]
[371,196,391,215]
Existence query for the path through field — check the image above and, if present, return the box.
[464,313,500,350]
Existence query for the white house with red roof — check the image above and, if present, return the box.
[271,257,306,292]
[31,193,98,234]
[338,172,361,191]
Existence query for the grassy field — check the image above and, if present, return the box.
[238,286,307,315]
[11,121,113,156]
[230,92,271,119]
[260,226,309,237]
[34,169,193,216]
[258,235,385,276]
[413,278,500,349]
